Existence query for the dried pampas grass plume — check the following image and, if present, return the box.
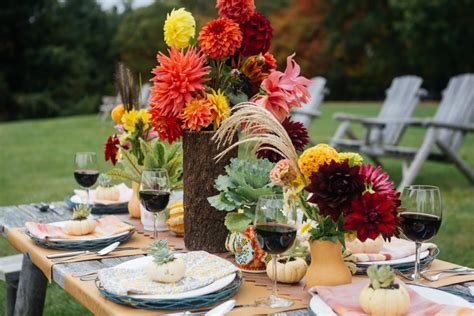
[212,102,302,179]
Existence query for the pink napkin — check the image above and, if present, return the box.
[354,237,436,262]
[310,280,473,315]
[25,215,134,240]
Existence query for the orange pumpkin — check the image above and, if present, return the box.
[166,201,184,236]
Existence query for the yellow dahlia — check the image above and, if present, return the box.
[111,104,125,123]
[298,144,339,178]
[163,8,196,48]
[137,109,151,128]
[198,18,242,59]
[338,152,363,165]
[121,109,139,133]
[179,97,212,131]
[207,89,230,129]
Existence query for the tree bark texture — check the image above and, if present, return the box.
[183,130,238,253]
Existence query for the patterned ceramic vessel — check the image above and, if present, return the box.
[226,227,270,273]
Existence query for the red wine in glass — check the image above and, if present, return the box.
[400,212,442,242]
[255,223,297,254]
[139,190,170,213]
[74,170,100,188]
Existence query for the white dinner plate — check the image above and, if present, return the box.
[37,220,131,243]
[356,250,429,266]
[111,255,237,299]
[309,284,473,315]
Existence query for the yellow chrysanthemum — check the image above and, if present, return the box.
[164,8,196,49]
[298,144,338,178]
[137,109,151,129]
[207,89,230,129]
[338,152,363,165]
[300,222,313,234]
[121,109,139,133]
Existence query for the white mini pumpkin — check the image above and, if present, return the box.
[266,257,307,284]
[64,204,96,236]
[95,174,120,201]
[346,235,384,254]
[146,257,186,283]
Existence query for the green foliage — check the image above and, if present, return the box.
[308,214,349,246]
[72,204,91,220]
[367,265,395,289]
[208,158,282,232]
[148,240,176,266]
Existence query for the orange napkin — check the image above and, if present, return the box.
[310,280,473,315]
[354,238,436,262]
[25,215,134,240]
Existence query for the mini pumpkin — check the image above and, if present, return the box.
[360,265,410,316]
[346,235,384,254]
[64,204,97,236]
[343,249,357,275]
[165,201,184,236]
[225,232,239,254]
[266,256,307,284]
[95,174,120,201]
[146,240,186,283]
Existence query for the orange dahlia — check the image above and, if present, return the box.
[150,47,210,117]
[263,52,277,69]
[198,18,243,59]
[242,54,271,84]
[149,108,183,144]
[216,0,255,24]
[179,97,212,131]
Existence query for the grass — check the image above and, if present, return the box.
[0,102,473,314]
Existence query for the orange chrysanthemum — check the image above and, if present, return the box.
[150,47,210,117]
[216,0,255,24]
[198,18,243,59]
[179,97,212,131]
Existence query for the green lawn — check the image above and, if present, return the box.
[0,102,473,314]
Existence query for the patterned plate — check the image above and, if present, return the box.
[65,195,129,215]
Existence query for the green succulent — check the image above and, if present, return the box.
[148,240,176,266]
[72,204,91,220]
[98,174,114,187]
[367,265,395,289]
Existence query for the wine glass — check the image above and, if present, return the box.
[254,194,297,308]
[139,169,170,240]
[74,152,99,207]
[400,185,442,282]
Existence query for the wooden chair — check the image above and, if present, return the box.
[290,76,328,130]
[330,76,426,164]
[361,74,474,190]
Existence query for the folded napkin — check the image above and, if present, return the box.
[97,251,238,296]
[25,215,134,240]
[354,237,436,262]
[310,280,474,315]
[72,183,132,205]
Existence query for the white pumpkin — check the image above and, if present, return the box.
[146,257,186,283]
[95,185,120,201]
[346,235,384,254]
[266,257,307,284]
[359,283,410,316]
[64,219,97,236]
[225,232,239,254]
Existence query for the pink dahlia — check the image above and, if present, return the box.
[240,12,273,56]
[150,47,210,117]
[359,164,400,205]
[217,0,255,24]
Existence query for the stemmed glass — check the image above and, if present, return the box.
[139,169,170,240]
[74,152,99,207]
[400,185,442,282]
[254,194,297,308]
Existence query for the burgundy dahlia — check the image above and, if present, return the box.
[306,160,365,220]
[257,117,309,162]
[344,192,400,242]
[104,134,120,165]
[359,164,400,206]
[239,12,273,56]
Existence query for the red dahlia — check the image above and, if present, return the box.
[359,164,400,205]
[149,108,183,144]
[104,134,120,165]
[239,12,273,56]
[344,192,400,242]
[257,117,309,162]
[217,0,255,24]
[306,160,365,220]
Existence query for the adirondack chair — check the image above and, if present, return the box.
[360,74,474,190]
[99,84,151,121]
[330,76,426,164]
[291,76,328,130]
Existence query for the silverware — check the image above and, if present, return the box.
[34,202,64,216]
[394,269,414,282]
[51,242,121,263]
[159,302,255,316]
[421,270,474,282]
[421,266,470,274]
[205,299,235,316]
[47,246,140,259]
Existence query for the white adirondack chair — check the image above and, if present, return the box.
[330,75,426,164]
[291,76,328,130]
[361,74,474,190]
[99,84,151,121]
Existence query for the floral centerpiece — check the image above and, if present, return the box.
[213,105,401,286]
[148,0,312,252]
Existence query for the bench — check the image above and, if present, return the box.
[0,254,23,316]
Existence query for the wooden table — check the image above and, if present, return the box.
[0,203,310,316]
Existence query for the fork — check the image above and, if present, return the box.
[421,270,474,282]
